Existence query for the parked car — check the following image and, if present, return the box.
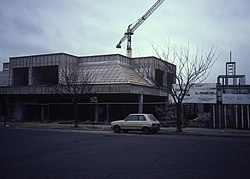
[111,114,160,134]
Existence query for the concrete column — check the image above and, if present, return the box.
[139,94,143,113]
[247,105,250,129]
[94,104,98,122]
[28,67,32,85]
[218,105,221,128]
[235,105,238,129]
[224,105,227,128]
[106,104,109,123]
[10,68,13,85]
[241,105,244,129]
[213,105,216,129]
[41,105,44,121]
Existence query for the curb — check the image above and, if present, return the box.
[159,128,250,138]
[1,122,250,138]
[159,131,250,138]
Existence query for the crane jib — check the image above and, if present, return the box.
[116,0,165,57]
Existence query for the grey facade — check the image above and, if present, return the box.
[0,53,175,122]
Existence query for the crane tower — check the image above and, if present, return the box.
[116,0,165,57]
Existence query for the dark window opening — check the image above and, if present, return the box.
[33,66,58,85]
[167,72,174,86]
[155,69,164,87]
[13,67,29,86]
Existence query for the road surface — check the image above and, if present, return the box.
[0,128,249,178]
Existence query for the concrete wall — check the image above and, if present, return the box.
[9,53,78,86]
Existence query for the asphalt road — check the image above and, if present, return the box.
[0,128,250,179]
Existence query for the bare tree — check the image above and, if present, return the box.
[154,45,219,132]
[54,65,95,127]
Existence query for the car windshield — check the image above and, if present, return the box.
[148,114,158,121]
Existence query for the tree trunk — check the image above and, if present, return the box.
[74,102,79,128]
[176,102,183,132]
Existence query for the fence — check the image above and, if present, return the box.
[3,102,167,123]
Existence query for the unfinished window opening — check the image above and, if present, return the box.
[167,72,174,86]
[13,67,29,86]
[33,66,58,85]
[155,69,163,87]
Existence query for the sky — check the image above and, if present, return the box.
[0,0,250,83]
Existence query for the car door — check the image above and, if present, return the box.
[137,115,148,129]
[124,115,138,130]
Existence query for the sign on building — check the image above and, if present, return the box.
[172,83,217,104]
[222,94,250,104]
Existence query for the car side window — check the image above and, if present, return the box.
[138,115,146,121]
[148,114,158,121]
[126,115,138,121]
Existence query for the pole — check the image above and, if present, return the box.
[241,105,244,129]
[106,104,109,123]
[213,105,216,128]
[235,105,238,129]
[224,105,227,128]
[247,105,250,129]
[218,105,221,128]
[139,94,143,113]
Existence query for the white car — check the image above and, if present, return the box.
[111,114,160,134]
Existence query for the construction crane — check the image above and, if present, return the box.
[116,0,165,58]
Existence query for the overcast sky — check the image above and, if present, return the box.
[0,0,250,83]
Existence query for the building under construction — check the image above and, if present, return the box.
[0,53,175,122]
[182,53,250,130]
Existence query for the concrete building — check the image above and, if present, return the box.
[182,55,250,129]
[215,58,250,129]
[0,53,175,122]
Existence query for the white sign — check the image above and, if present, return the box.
[223,94,250,104]
[172,83,217,104]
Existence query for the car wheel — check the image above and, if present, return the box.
[114,125,121,133]
[142,127,150,135]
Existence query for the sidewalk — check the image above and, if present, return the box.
[160,127,250,138]
[0,121,110,131]
[1,121,250,138]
